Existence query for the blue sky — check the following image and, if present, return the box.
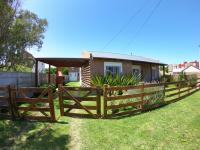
[22,0,200,64]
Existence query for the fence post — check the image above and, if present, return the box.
[178,82,181,98]
[141,83,145,111]
[7,85,15,120]
[187,81,190,94]
[103,84,108,118]
[48,86,56,122]
[96,86,101,118]
[10,87,19,119]
[163,82,166,101]
[58,84,64,116]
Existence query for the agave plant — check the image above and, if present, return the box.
[91,73,142,87]
[91,74,105,87]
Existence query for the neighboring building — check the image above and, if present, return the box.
[68,67,80,81]
[81,51,166,87]
[23,51,35,68]
[169,60,200,75]
[173,65,200,75]
[183,66,200,74]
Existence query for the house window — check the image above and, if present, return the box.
[132,65,141,77]
[104,62,122,76]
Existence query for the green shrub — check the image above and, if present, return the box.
[40,83,57,92]
[143,86,165,109]
[186,74,198,87]
[91,73,141,87]
[160,75,175,82]
[178,72,186,81]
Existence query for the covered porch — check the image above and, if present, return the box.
[34,58,90,87]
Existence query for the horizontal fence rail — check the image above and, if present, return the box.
[103,79,200,118]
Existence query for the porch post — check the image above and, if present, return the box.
[48,64,51,84]
[35,60,38,87]
[150,63,152,82]
[163,65,165,80]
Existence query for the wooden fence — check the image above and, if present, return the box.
[0,86,56,121]
[59,86,101,119]
[0,79,200,120]
[12,86,56,121]
[103,80,200,118]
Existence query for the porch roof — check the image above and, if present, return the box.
[35,58,89,67]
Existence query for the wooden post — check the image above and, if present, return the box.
[163,82,166,102]
[58,84,64,116]
[48,86,56,121]
[150,64,152,82]
[178,82,181,98]
[187,81,190,94]
[141,83,145,111]
[7,85,15,120]
[10,87,19,119]
[163,65,165,81]
[35,60,38,87]
[103,85,108,118]
[96,87,101,118]
[48,64,51,84]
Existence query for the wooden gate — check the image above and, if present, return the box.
[12,86,56,121]
[58,86,101,118]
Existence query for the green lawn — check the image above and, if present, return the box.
[65,82,80,87]
[80,91,200,150]
[0,82,80,149]
[0,101,70,150]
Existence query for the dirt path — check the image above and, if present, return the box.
[68,113,82,150]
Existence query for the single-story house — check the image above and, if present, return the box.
[35,51,166,87]
[81,51,166,87]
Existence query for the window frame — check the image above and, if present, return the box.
[104,62,122,76]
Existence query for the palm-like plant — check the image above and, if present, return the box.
[91,73,142,87]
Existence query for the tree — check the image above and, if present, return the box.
[62,67,68,75]
[45,67,57,74]
[45,67,68,75]
[0,0,48,71]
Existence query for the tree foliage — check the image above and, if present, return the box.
[45,67,68,75]
[0,0,48,71]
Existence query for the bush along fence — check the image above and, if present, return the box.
[0,79,200,121]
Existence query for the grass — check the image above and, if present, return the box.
[0,100,70,150]
[80,91,200,150]
[0,81,81,149]
[65,82,80,87]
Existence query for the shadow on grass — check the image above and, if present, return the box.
[0,120,70,150]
